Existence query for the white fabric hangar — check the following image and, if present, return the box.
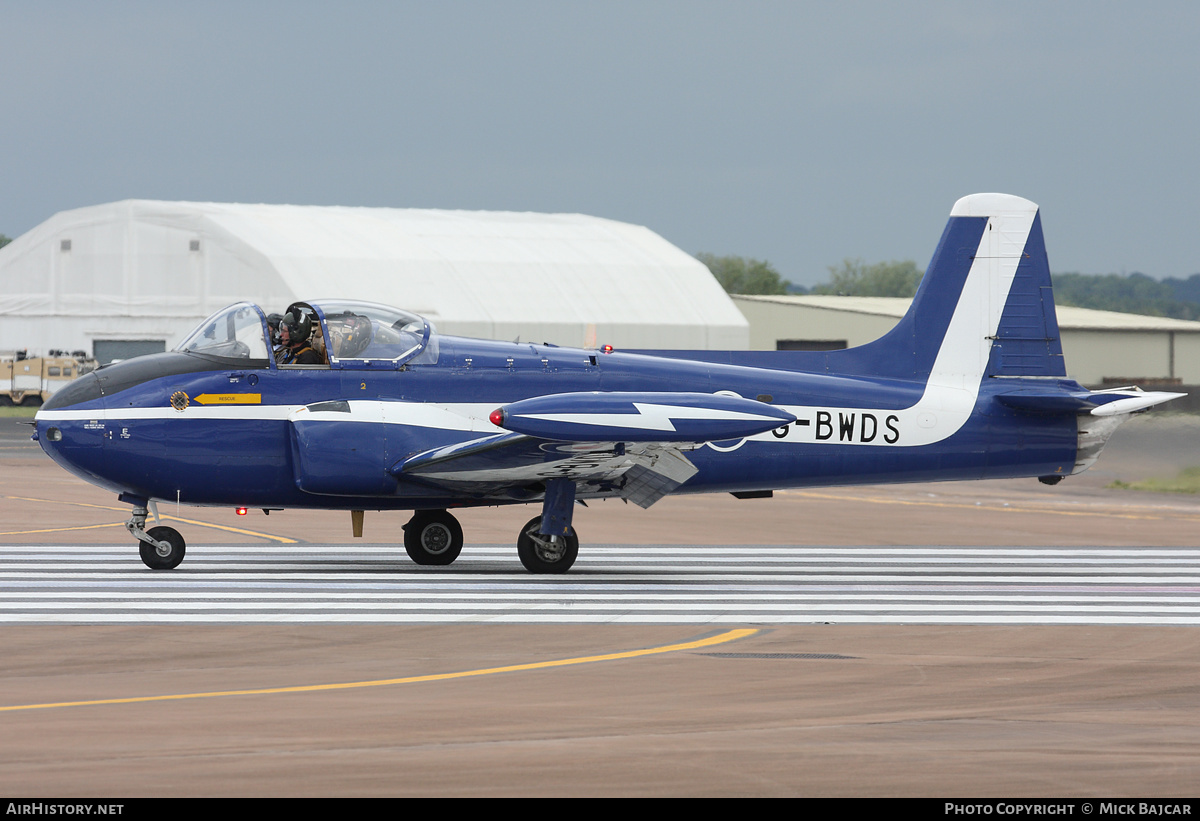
[0,200,748,362]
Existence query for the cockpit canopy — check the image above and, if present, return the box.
[177,303,272,361]
[176,300,439,368]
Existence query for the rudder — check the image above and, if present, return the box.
[984,209,1066,377]
[846,193,1066,382]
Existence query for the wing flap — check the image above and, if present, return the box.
[395,434,699,507]
[619,449,699,509]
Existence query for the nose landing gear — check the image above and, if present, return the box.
[126,505,186,569]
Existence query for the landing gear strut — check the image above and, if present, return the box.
[126,506,186,569]
[403,510,464,565]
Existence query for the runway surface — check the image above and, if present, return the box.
[3,413,1200,795]
[4,543,1200,624]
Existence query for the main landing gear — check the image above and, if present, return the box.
[400,509,580,573]
[516,515,579,574]
[401,479,581,574]
[516,477,579,573]
[402,509,465,565]
[126,505,186,570]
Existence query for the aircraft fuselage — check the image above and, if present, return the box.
[38,335,1080,511]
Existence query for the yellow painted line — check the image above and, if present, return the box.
[5,496,129,513]
[0,628,759,713]
[158,514,298,544]
[786,490,1200,522]
[3,495,297,544]
[193,393,261,405]
[0,522,126,536]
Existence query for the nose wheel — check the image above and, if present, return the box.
[139,526,186,570]
[403,510,464,565]
[517,516,579,574]
[125,505,187,569]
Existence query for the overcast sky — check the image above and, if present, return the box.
[3,1,1199,286]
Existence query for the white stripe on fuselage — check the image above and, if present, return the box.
[36,402,506,432]
[37,405,301,422]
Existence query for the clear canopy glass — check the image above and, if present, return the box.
[175,303,271,361]
[312,300,439,366]
[175,301,438,367]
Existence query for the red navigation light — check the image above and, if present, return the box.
[489,408,505,426]
[601,344,614,354]
[236,506,248,516]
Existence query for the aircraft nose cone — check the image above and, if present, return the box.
[41,371,102,410]
[34,408,116,492]
[35,374,111,487]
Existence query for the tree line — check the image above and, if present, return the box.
[697,253,1200,319]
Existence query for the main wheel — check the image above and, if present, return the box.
[403,510,464,566]
[516,516,579,574]
[140,526,186,570]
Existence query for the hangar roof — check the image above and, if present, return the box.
[0,200,747,351]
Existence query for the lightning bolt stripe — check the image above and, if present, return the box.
[515,403,785,432]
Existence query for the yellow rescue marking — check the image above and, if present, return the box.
[0,629,759,712]
[2,496,297,543]
[786,490,1200,522]
[193,393,261,405]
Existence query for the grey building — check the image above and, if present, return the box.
[732,294,1200,387]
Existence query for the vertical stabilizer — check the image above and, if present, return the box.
[844,193,1066,382]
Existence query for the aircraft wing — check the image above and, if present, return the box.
[395,391,795,508]
[395,433,702,508]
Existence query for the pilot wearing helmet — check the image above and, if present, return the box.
[266,313,284,348]
[277,310,323,365]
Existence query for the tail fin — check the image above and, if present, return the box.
[844,193,1066,380]
[634,193,1067,383]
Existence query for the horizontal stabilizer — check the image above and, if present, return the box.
[1085,387,1187,416]
[995,392,1097,414]
[997,387,1185,416]
[492,391,794,443]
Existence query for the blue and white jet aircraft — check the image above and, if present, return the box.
[34,194,1183,573]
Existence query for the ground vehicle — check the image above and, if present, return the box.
[1,351,96,405]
